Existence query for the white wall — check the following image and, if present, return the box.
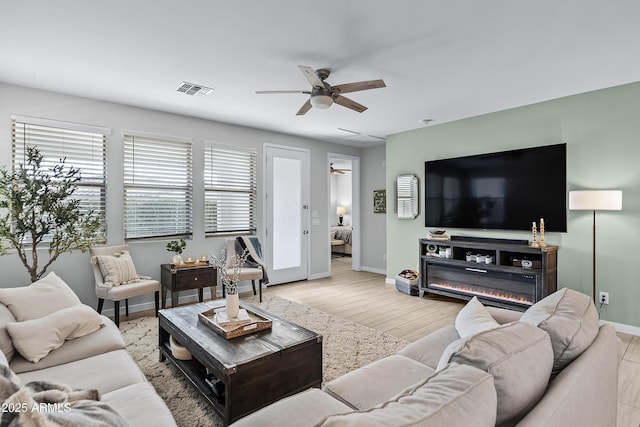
[0,83,365,311]
[360,145,386,273]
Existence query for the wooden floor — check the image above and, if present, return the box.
[265,257,640,427]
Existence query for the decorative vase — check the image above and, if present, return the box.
[226,293,240,318]
[172,254,183,265]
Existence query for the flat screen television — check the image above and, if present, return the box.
[424,143,567,232]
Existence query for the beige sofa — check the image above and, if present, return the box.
[231,288,620,427]
[0,272,176,426]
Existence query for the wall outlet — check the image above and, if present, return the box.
[599,292,609,305]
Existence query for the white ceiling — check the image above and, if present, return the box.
[2,1,640,148]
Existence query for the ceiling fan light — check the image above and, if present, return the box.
[310,94,333,109]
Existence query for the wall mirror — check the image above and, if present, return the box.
[394,174,419,219]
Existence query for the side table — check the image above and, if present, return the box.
[160,264,217,308]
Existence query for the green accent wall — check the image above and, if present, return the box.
[386,81,640,328]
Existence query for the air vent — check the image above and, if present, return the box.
[323,128,385,146]
[176,81,214,96]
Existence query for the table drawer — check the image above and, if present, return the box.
[175,269,215,290]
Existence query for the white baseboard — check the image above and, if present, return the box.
[100,283,257,317]
[385,277,395,285]
[360,266,386,275]
[600,320,640,336]
[309,272,330,280]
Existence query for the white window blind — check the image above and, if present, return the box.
[204,142,257,235]
[11,116,108,240]
[123,134,193,240]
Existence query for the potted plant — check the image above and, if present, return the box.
[0,146,103,282]
[166,239,187,265]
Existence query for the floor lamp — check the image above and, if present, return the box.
[568,190,622,303]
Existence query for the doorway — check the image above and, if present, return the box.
[328,153,360,274]
[264,144,310,284]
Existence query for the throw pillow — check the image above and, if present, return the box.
[0,304,16,362]
[437,321,553,427]
[317,363,497,427]
[6,304,104,363]
[520,287,599,375]
[0,272,81,322]
[95,251,139,287]
[455,296,500,338]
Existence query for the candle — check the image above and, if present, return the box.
[532,221,536,229]
[540,218,544,225]
[187,257,193,263]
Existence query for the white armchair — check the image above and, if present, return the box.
[89,244,160,327]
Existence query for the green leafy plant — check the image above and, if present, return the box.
[0,145,103,282]
[166,239,186,254]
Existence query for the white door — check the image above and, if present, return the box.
[265,145,309,284]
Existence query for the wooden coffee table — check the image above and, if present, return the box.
[158,300,323,425]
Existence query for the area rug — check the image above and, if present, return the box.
[120,294,408,427]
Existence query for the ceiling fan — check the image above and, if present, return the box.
[256,65,386,115]
[330,163,351,175]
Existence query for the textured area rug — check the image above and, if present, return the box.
[120,294,408,427]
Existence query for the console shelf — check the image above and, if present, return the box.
[419,238,557,311]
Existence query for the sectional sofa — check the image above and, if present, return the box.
[0,272,176,426]
[232,288,620,427]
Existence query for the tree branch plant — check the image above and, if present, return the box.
[0,145,103,282]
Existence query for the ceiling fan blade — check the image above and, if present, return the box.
[332,79,386,94]
[334,95,367,113]
[296,99,312,116]
[256,90,309,94]
[298,65,325,88]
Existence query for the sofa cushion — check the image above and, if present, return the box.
[0,272,81,321]
[102,382,177,427]
[398,325,460,369]
[324,355,436,410]
[6,304,104,363]
[0,303,16,362]
[17,349,147,395]
[10,316,125,374]
[437,321,553,427]
[520,287,599,375]
[317,363,497,427]
[95,250,139,286]
[455,296,500,338]
[230,388,352,427]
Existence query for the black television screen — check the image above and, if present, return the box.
[424,144,567,232]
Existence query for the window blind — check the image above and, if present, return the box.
[123,134,193,240]
[11,117,108,241]
[204,142,257,235]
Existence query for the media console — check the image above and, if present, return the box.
[419,237,558,311]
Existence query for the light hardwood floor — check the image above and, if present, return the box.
[264,257,640,427]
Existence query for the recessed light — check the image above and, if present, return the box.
[420,119,434,125]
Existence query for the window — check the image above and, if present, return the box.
[204,142,257,235]
[123,133,193,240]
[11,115,108,241]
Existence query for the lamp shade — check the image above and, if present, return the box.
[569,190,622,211]
[336,206,346,216]
[310,94,333,109]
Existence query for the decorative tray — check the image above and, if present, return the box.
[170,260,210,269]
[198,307,272,339]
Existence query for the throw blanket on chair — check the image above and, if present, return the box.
[235,236,269,285]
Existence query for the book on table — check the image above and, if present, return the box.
[214,308,252,327]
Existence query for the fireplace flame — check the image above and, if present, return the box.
[429,283,533,306]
